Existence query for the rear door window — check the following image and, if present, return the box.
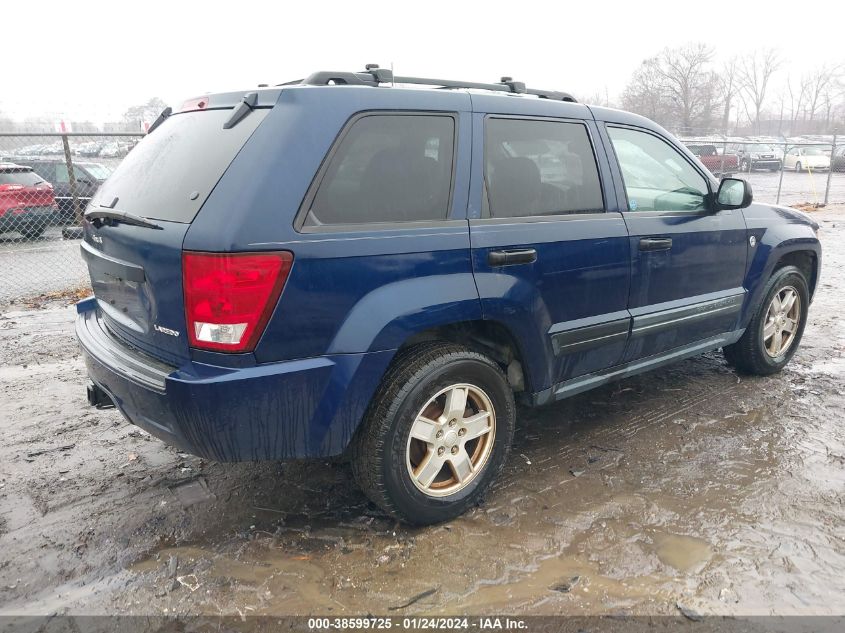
[90,108,269,223]
[483,118,604,218]
[304,114,455,227]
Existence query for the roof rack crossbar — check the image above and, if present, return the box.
[297,68,577,103]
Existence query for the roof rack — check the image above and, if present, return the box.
[293,64,577,103]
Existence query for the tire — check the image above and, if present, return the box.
[351,342,515,525]
[795,161,802,172]
[723,265,809,375]
[741,159,750,172]
[20,227,44,240]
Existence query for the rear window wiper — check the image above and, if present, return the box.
[223,92,258,129]
[146,106,172,135]
[84,207,163,230]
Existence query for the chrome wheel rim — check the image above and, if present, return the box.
[763,286,801,358]
[405,383,496,498]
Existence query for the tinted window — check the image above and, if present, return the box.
[0,170,43,186]
[608,127,709,213]
[90,108,269,223]
[483,118,603,218]
[82,164,112,180]
[55,163,70,183]
[29,163,55,181]
[306,114,455,226]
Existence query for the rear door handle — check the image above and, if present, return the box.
[488,248,538,266]
[639,237,673,252]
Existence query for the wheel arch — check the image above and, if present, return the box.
[398,319,535,395]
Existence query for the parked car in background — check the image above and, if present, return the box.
[0,163,57,239]
[832,147,845,172]
[731,143,782,172]
[15,159,112,223]
[77,68,821,525]
[685,143,738,176]
[783,146,830,172]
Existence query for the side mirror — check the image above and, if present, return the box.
[716,177,752,210]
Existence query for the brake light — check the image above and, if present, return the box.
[182,251,293,353]
[180,96,210,112]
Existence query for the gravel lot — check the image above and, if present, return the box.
[0,207,843,620]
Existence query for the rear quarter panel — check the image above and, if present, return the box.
[186,87,480,362]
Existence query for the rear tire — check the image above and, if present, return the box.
[20,227,44,240]
[351,342,515,525]
[723,266,809,375]
[795,161,802,172]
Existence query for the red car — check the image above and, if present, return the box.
[0,163,57,239]
[686,144,739,177]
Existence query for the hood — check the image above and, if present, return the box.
[770,204,820,232]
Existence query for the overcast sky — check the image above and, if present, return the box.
[2,0,842,124]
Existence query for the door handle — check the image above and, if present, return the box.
[488,248,538,266]
[639,237,673,252]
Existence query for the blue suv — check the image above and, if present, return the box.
[77,67,821,525]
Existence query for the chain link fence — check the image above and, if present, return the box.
[1,131,844,305]
[678,136,844,207]
[0,133,142,303]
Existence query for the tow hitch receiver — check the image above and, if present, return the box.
[87,382,115,409]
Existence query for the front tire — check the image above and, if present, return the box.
[723,266,809,375]
[351,343,515,525]
[795,161,802,172]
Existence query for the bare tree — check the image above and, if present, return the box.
[738,49,781,135]
[123,98,169,131]
[622,44,720,133]
[804,63,843,124]
[786,74,809,133]
[621,56,674,126]
[654,43,719,133]
[718,57,740,134]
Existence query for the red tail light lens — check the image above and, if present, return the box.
[182,251,293,353]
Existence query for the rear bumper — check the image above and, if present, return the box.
[76,297,394,461]
[0,206,55,231]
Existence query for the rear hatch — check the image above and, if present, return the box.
[0,168,54,215]
[82,99,272,365]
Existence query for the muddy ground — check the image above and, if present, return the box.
[1,208,843,619]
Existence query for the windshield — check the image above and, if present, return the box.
[750,144,773,152]
[0,170,43,186]
[82,164,112,180]
[802,147,824,156]
[91,108,269,223]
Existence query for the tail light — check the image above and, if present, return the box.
[182,251,293,353]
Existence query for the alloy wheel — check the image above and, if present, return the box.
[405,383,496,497]
[763,286,801,358]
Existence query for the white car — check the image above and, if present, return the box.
[784,146,830,172]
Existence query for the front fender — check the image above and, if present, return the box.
[741,204,821,327]
[326,273,483,354]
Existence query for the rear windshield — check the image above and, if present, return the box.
[0,170,43,186]
[90,108,269,223]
